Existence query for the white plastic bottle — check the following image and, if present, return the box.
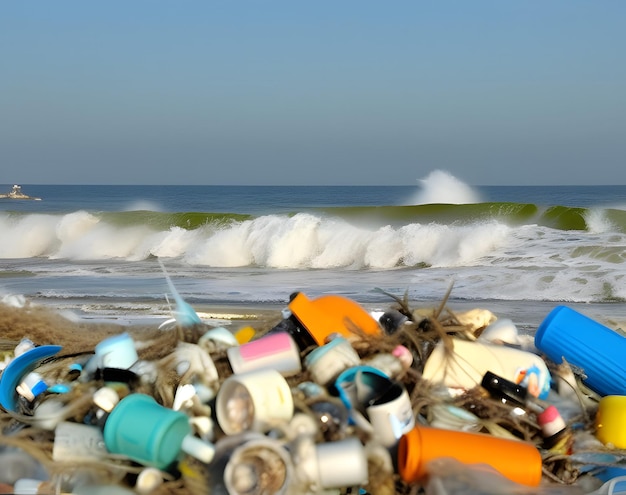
[422,338,551,399]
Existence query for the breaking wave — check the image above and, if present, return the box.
[0,202,624,270]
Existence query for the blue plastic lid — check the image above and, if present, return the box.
[29,378,48,398]
[334,365,389,412]
[0,345,62,412]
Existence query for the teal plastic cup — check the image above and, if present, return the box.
[535,305,626,397]
[103,394,191,469]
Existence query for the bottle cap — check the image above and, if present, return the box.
[392,345,414,369]
[135,468,163,494]
[17,372,48,401]
[378,309,409,334]
[537,405,566,438]
[481,371,528,407]
[93,387,120,413]
[304,336,361,386]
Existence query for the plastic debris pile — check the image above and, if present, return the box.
[2,289,626,495]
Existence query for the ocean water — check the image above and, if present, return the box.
[1,173,625,332]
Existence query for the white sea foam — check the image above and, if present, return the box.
[0,214,58,257]
[411,170,483,205]
[1,204,625,306]
[584,208,617,234]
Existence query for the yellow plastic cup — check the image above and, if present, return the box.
[596,395,626,448]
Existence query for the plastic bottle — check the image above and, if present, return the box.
[288,292,381,346]
[422,337,551,399]
[397,425,543,486]
[535,305,626,397]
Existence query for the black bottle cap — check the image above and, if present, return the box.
[481,370,528,407]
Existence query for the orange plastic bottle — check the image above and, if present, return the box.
[398,425,543,487]
[288,292,381,346]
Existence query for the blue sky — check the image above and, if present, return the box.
[1,1,625,185]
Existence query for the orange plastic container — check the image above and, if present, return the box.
[288,292,381,346]
[398,425,543,486]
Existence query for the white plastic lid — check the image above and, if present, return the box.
[93,387,120,413]
[135,468,163,494]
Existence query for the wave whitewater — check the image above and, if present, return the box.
[0,202,624,270]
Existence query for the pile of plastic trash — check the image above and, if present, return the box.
[2,287,626,495]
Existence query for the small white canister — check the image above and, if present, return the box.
[216,369,294,435]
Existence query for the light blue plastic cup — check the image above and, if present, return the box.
[103,394,190,469]
[535,305,626,397]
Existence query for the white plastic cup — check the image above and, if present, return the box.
[366,384,415,447]
[94,333,138,370]
[316,437,369,488]
[227,331,301,376]
[216,369,294,435]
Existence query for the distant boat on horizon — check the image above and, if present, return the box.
[0,184,42,200]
